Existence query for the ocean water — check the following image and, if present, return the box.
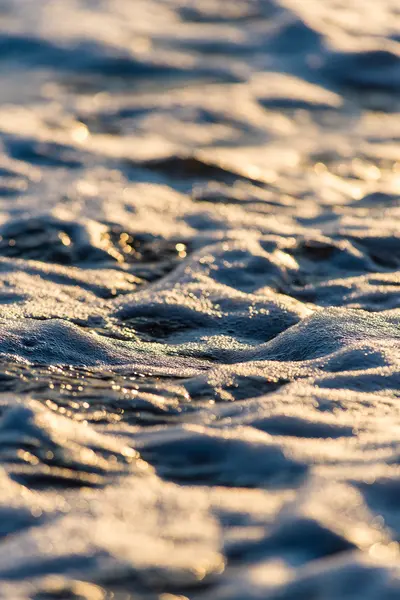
[0,0,400,598]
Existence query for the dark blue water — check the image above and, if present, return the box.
[0,0,400,598]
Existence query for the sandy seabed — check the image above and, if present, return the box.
[0,1,400,598]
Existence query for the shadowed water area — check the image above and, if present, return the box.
[0,0,400,598]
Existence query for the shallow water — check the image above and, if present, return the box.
[0,0,400,598]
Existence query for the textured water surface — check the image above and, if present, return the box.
[0,0,400,598]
